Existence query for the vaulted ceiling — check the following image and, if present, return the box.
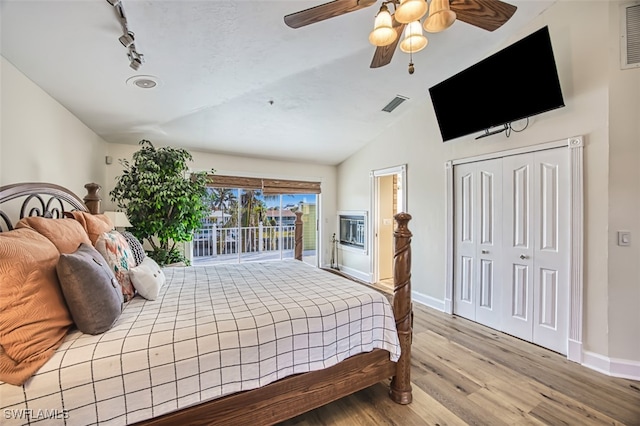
[0,0,554,165]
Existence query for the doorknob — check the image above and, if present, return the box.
[519,254,528,260]
[481,250,489,254]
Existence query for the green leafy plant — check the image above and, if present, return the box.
[110,140,212,266]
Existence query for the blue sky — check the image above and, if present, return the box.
[265,194,315,208]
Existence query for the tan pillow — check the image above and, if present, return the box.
[65,211,113,245]
[16,216,91,254]
[0,228,73,386]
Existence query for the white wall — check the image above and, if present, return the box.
[607,0,640,364]
[337,0,640,373]
[0,57,107,195]
[104,143,338,265]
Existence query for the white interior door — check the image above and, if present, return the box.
[453,159,502,329]
[474,160,503,330]
[454,148,569,355]
[502,149,569,354]
[531,148,569,354]
[454,162,477,320]
[501,154,535,341]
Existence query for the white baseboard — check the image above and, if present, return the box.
[412,290,445,312]
[335,265,372,283]
[582,351,640,381]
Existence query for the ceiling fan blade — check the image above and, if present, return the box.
[450,0,517,32]
[370,20,406,68]
[284,0,377,29]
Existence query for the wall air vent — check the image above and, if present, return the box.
[382,95,409,112]
[621,1,640,69]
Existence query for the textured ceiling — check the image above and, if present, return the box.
[0,0,554,165]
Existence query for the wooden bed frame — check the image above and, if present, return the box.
[0,182,413,425]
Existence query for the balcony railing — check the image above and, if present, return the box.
[193,223,297,259]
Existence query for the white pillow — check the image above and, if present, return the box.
[129,257,165,300]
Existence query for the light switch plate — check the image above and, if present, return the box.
[618,231,631,246]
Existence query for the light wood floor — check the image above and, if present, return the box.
[280,303,640,425]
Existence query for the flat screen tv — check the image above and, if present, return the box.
[428,26,565,142]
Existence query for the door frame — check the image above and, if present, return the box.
[370,164,407,284]
[445,136,584,363]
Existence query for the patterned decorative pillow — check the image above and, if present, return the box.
[94,231,137,301]
[120,231,146,265]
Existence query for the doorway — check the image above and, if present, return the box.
[371,165,407,292]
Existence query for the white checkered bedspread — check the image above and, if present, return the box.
[0,260,400,425]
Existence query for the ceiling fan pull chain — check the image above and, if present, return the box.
[408,32,415,74]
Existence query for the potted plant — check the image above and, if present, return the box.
[110,139,212,266]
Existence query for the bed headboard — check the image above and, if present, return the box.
[0,182,100,232]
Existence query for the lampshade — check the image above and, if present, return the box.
[369,5,397,47]
[104,211,132,228]
[400,21,428,54]
[394,0,428,24]
[423,0,457,33]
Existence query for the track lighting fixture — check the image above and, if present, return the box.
[106,0,145,70]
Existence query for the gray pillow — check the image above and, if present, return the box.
[56,243,124,335]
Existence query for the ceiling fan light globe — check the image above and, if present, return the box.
[423,0,457,33]
[369,28,398,46]
[399,21,428,53]
[394,0,428,24]
[400,34,428,53]
[369,6,397,46]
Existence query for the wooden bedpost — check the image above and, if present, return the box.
[294,211,303,261]
[83,182,102,214]
[389,212,412,404]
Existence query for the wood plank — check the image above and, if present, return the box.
[283,303,640,425]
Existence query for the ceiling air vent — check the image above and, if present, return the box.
[382,95,409,112]
[621,1,640,69]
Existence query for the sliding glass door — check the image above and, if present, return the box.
[194,185,317,266]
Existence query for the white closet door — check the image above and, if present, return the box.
[474,160,503,329]
[501,148,569,354]
[453,159,502,328]
[502,154,535,342]
[454,163,477,320]
[532,148,569,354]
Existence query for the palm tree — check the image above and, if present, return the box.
[240,189,266,252]
[209,187,236,226]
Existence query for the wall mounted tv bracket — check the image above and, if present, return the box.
[475,124,509,140]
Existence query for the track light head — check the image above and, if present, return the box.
[129,58,142,71]
[119,31,135,47]
[128,50,144,70]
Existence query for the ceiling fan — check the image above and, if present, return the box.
[284,0,517,73]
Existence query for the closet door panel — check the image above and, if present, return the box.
[475,160,502,329]
[453,163,477,320]
[532,149,569,355]
[502,154,534,341]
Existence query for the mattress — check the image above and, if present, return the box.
[0,260,400,425]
